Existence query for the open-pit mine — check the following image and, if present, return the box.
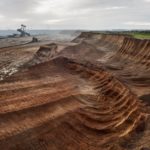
[0,32,150,150]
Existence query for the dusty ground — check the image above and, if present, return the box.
[0,35,76,80]
[0,32,150,150]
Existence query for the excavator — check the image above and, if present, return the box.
[17,24,30,37]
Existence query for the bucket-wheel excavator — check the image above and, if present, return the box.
[17,24,30,37]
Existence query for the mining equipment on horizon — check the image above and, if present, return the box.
[17,24,30,37]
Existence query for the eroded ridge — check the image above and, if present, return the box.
[116,37,150,69]
[73,32,126,51]
[0,57,148,150]
[54,57,148,148]
[62,57,147,128]
[98,34,125,49]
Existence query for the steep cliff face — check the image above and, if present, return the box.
[98,35,150,98]
[115,37,150,69]
[99,34,125,48]
[73,32,127,54]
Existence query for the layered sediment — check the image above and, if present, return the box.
[0,32,150,150]
[0,57,148,150]
[115,37,150,69]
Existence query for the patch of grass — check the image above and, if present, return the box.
[131,33,150,39]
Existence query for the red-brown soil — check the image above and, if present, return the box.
[0,32,150,150]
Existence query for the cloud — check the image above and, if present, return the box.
[12,18,29,22]
[125,21,150,26]
[44,19,66,24]
[31,0,52,14]
[0,0,149,29]
[104,6,126,10]
[0,14,4,19]
[144,0,150,2]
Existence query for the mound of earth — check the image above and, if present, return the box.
[27,43,58,66]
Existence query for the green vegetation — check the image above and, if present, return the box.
[131,32,150,39]
[100,30,150,39]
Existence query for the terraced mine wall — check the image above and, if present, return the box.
[116,37,150,69]
[98,34,125,49]
[0,57,148,150]
[75,32,150,69]
[0,32,150,150]
[73,32,126,50]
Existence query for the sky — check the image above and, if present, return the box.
[0,0,150,30]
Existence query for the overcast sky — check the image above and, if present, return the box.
[0,0,150,30]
